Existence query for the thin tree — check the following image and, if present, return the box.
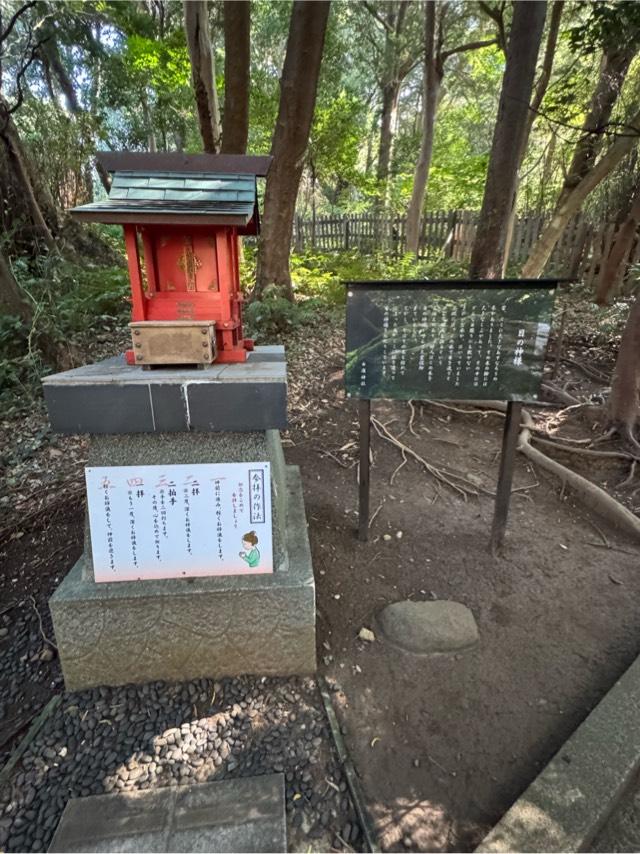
[362,1,421,208]
[221,0,250,154]
[405,3,439,257]
[595,185,640,306]
[184,0,221,154]
[0,3,57,248]
[254,0,331,301]
[406,2,497,256]
[468,0,546,279]
[608,287,640,451]
[522,32,640,277]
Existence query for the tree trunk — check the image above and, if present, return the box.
[522,107,640,277]
[522,39,638,278]
[564,47,636,194]
[0,247,31,322]
[377,79,401,187]
[468,0,547,279]
[0,104,56,249]
[595,187,640,305]
[184,0,221,154]
[96,158,112,193]
[254,0,331,301]
[608,291,640,443]
[221,0,250,154]
[405,2,440,257]
[39,29,80,114]
[141,90,157,152]
[502,0,563,270]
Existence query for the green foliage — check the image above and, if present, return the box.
[567,2,640,55]
[244,288,323,342]
[309,92,368,192]
[243,249,470,345]
[125,33,191,93]
[0,257,130,401]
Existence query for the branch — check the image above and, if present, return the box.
[395,0,410,37]
[362,1,393,34]
[530,1,563,117]
[478,1,506,52]
[0,30,50,129]
[441,38,497,62]
[527,102,640,140]
[0,0,36,47]
[397,52,421,82]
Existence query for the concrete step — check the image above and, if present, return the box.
[48,773,286,853]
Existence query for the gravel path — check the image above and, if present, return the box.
[0,675,363,853]
[0,593,64,769]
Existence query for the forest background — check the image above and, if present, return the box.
[1,0,640,443]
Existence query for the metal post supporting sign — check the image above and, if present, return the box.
[489,400,523,555]
[346,279,558,553]
[358,399,371,542]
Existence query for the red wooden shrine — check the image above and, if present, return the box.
[123,223,250,363]
[70,152,271,366]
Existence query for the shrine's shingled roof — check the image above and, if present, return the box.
[70,171,258,227]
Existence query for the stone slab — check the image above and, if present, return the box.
[50,466,316,691]
[48,774,286,853]
[476,651,640,853]
[42,346,287,434]
[377,600,479,654]
[81,429,289,581]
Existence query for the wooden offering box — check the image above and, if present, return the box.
[130,320,216,365]
[71,152,271,365]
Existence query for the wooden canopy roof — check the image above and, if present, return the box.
[70,151,271,229]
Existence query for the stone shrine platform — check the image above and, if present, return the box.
[42,345,286,434]
[50,467,315,691]
[45,342,317,690]
[48,774,286,853]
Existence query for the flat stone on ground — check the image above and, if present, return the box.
[377,599,479,654]
[48,774,286,853]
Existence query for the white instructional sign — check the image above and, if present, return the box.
[85,463,273,583]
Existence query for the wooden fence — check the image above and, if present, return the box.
[292,210,640,286]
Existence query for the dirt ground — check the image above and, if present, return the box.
[282,322,640,852]
[2,316,640,851]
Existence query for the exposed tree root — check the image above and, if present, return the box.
[561,356,610,384]
[618,460,637,489]
[418,400,640,541]
[529,435,640,462]
[613,422,640,455]
[518,411,640,540]
[371,416,481,498]
[541,382,581,406]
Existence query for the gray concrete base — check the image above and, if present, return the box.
[50,466,315,691]
[42,345,287,434]
[476,652,640,853]
[48,773,286,853]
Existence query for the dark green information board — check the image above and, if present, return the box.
[345,280,557,402]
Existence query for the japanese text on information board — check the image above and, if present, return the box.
[345,282,556,401]
[85,463,273,583]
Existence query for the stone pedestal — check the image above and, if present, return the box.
[45,347,316,691]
